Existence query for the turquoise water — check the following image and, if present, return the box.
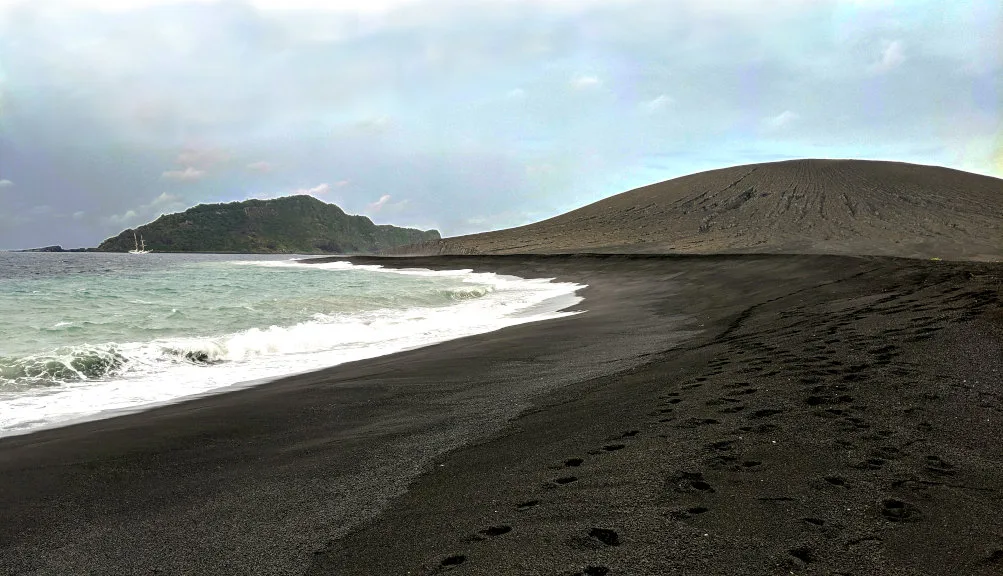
[0,253,583,435]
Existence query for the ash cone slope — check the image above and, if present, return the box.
[395,159,1002,260]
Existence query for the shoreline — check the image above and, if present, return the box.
[1,254,1000,575]
[0,257,583,438]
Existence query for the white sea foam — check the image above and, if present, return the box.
[0,262,585,436]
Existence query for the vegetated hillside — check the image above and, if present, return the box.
[97,195,440,254]
[388,159,1002,261]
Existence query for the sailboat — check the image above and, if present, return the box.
[129,231,151,254]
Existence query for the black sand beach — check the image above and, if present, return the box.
[1,253,1000,575]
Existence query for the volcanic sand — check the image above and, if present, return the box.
[1,253,1000,575]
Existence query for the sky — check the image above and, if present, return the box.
[0,0,1000,249]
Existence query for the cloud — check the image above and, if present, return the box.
[293,183,330,196]
[72,211,86,220]
[246,161,273,172]
[869,40,906,74]
[0,0,999,249]
[0,0,630,17]
[642,94,673,112]
[253,182,340,201]
[367,194,410,214]
[571,75,601,90]
[368,194,392,212]
[104,192,187,228]
[161,167,206,182]
[763,110,800,130]
[107,209,138,225]
[0,179,13,188]
[149,192,181,208]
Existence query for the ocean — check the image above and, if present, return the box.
[0,253,584,436]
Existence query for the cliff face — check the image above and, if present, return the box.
[97,195,440,254]
[385,159,1002,261]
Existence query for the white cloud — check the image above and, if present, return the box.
[161,166,206,182]
[507,88,527,99]
[0,0,422,14]
[72,211,86,220]
[255,182,341,201]
[0,179,13,188]
[869,40,906,74]
[763,110,800,130]
[642,94,673,112]
[294,183,330,196]
[368,194,392,212]
[571,75,601,90]
[149,192,181,208]
[0,0,622,15]
[107,209,138,224]
[104,192,187,227]
[2,0,999,246]
[246,161,273,173]
[367,194,409,214]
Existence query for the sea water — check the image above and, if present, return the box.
[0,253,584,436]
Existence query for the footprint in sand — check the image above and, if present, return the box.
[516,499,539,510]
[880,499,921,522]
[789,546,815,564]
[748,408,784,419]
[465,524,512,542]
[589,528,621,547]
[439,554,465,568]
[671,506,710,520]
[478,525,511,537]
[678,418,719,428]
[668,471,714,493]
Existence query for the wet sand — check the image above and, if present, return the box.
[1,254,1001,575]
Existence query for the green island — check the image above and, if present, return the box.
[96,195,440,254]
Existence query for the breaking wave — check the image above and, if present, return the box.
[0,261,585,435]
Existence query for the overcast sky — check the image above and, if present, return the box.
[0,0,999,249]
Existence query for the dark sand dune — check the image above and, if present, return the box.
[391,159,1002,261]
